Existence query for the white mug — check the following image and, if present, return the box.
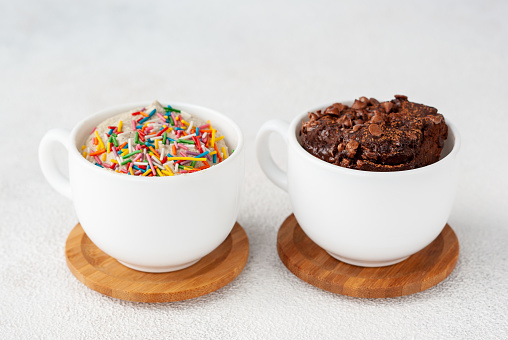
[39,102,244,272]
[256,102,460,267]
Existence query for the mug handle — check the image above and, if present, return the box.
[38,129,72,199]
[256,119,290,192]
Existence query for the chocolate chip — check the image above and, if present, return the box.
[394,94,408,101]
[352,124,363,132]
[368,124,383,137]
[354,119,364,125]
[369,98,380,106]
[337,115,352,128]
[332,103,346,112]
[359,96,369,103]
[427,115,444,124]
[352,99,367,110]
[308,112,318,121]
[346,140,359,157]
[324,106,339,116]
[370,114,384,124]
[337,143,345,153]
[381,101,393,113]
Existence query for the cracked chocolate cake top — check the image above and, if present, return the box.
[299,95,448,172]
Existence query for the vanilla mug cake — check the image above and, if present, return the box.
[82,101,230,176]
[39,101,244,272]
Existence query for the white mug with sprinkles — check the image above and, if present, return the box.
[39,101,244,272]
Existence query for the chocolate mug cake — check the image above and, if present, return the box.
[299,95,448,171]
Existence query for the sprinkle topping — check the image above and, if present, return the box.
[81,101,229,176]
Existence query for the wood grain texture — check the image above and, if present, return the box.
[66,222,249,303]
[277,214,459,298]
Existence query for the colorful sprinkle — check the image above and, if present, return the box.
[214,144,222,162]
[89,149,106,156]
[94,130,105,149]
[166,157,207,161]
[122,150,142,159]
[111,134,119,147]
[141,168,152,176]
[211,129,216,147]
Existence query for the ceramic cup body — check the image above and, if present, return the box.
[40,102,244,272]
[256,102,460,267]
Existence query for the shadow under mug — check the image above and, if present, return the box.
[256,103,460,267]
[39,102,244,272]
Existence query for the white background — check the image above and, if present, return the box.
[1,0,507,339]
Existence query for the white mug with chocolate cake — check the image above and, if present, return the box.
[256,95,460,267]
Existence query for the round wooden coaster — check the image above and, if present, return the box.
[66,222,249,303]
[277,214,459,298]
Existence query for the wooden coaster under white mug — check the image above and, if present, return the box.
[277,214,459,298]
[66,222,249,303]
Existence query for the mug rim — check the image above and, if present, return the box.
[69,101,244,181]
[288,102,461,177]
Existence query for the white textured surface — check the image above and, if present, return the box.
[1,1,507,339]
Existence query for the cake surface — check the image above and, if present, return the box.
[299,95,448,171]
